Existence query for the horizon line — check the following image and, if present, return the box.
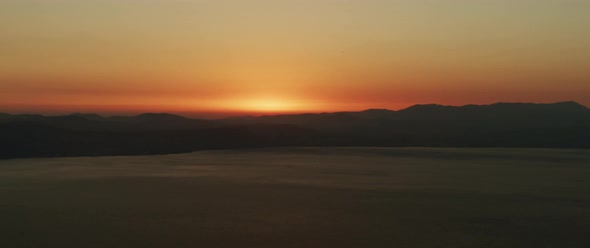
[0,101,586,120]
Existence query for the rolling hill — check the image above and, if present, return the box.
[1,102,589,158]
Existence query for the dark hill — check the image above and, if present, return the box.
[69,113,105,120]
[136,113,188,120]
[1,101,589,158]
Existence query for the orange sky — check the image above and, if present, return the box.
[1,0,589,116]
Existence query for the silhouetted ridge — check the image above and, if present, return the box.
[401,103,447,110]
[361,109,395,114]
[358,109,396,118]
[7,114,44,119]
[136,113,189,120]
[494,101,586,107]
[69,113,105,120]
[401,101,588,113]
[125,113,214,130]
[399,104,456,113]
[558,101,589,109]
[490,101,589,113]
[1,101,589,159]
[397,102,589,119]
[49,115,90,121]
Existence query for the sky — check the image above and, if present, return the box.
[1,0,589,116]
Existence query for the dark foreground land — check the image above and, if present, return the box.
[1,148,589,248]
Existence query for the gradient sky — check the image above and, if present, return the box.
[1,0,589,116]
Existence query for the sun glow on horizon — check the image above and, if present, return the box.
[207,97,320,114]
[241,99,297,112]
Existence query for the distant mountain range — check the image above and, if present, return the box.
[1,101,589,159]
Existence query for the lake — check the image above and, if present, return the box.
[1,148,589,247]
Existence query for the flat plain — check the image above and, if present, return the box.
[1,148,589,248]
